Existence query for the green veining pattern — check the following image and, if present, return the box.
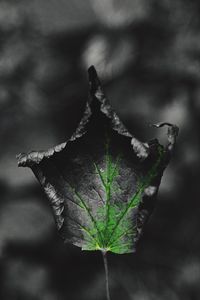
[70,144,164,254]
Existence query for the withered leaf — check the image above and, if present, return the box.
[17,66,178,254]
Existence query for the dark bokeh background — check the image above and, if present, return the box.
[0,0,200,299]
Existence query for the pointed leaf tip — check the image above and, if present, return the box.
[88,65,100,95]
[88,65,97,76]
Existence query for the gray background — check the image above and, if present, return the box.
[0,0,199,299]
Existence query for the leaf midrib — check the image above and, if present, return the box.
[94,153,120,246]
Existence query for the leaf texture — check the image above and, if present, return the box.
[17,66,178,254]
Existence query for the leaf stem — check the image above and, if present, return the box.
[102,251,111,300]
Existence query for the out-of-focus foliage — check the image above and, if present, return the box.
[0,0,199,299]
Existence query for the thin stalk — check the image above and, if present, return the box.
[102,251,111,300]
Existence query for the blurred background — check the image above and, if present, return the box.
[0,0,200,299]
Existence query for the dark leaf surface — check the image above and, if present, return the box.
[17,66,178,254]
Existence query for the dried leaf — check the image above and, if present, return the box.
[17,66,178,254]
